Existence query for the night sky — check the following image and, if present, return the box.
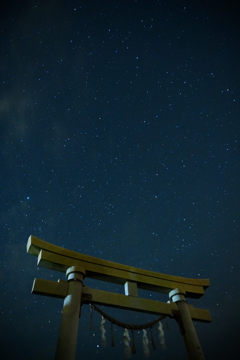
[1,0,239,359]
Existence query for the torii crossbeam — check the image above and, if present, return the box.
[27,235,211,360]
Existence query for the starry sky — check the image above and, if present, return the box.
[1,0,239,359]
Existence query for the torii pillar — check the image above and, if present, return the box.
[169,288,205,360]
[55,266,86,360]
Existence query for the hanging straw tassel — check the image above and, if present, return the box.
[89,304,93,329]
[100,316,107,346]
[131,330,137,354]
[158,321,166,350]
[165,318,170,331]
[142,329,150,358]
[123,328,131,359]
[111,322,115,347]
[150,327,156,350]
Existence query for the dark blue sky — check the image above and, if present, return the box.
[1,1,239,359]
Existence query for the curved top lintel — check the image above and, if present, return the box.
[27,235,210,298]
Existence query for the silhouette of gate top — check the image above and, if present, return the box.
[27,235,209,299]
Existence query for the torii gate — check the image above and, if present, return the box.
[27,235,211,360]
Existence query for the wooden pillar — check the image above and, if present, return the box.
[169,288,205,360]
[55,266,86,360]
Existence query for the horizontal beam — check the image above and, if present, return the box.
[31,278,212,323]
[27,236,209,287]
[32,278,68,298]
[37,249,206,298]
[82,287,212,323]
[27,236,210,298]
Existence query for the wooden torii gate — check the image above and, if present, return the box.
[27,235,211,360]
